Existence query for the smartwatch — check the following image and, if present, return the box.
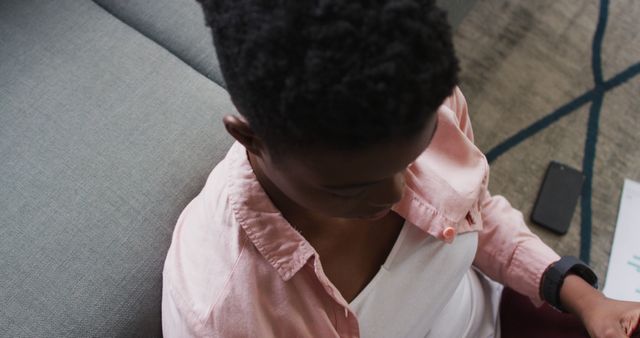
[541,256,599,313]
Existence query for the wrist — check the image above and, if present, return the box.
[540,256,599,312]
[558,274,604,317]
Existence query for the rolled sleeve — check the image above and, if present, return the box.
[473,189,560,305]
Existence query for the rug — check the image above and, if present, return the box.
[454,0,640,283]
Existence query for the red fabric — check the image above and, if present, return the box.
[500,287,589,338]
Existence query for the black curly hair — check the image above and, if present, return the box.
[198,0,459,155]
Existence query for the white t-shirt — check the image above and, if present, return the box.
[349,221,502,338]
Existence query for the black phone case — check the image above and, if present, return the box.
[531,161,585,235]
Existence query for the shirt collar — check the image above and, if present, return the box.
[392,107,488,239]
[226,142,315,281]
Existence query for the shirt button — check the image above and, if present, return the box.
[442,226,456,242]
[344,307,349,318]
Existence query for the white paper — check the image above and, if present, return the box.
[603,179,640,301]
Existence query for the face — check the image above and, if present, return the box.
[257,115,438,220]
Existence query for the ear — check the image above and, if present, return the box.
[222,115,264,156]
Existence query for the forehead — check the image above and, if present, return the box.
[282,114,438,186]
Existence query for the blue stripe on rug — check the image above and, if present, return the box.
[483,0,640,264]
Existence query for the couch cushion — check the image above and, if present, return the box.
[0,0,234,336]
[93,0,224,87]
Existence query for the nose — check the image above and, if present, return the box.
[370,172,405,207]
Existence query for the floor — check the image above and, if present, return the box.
[454,0,640,283]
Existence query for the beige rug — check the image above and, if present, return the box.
[454,0,640,282]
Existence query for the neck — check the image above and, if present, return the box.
[246,151,372,238]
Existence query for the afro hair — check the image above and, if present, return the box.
[198,0,459,154]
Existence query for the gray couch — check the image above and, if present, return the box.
[0,0,476,336]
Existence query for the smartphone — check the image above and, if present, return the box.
[531,161,585,235]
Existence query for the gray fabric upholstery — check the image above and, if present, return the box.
[93,0,225,87]
[0,0,234,336]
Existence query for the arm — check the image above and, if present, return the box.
[451,86,640,336]
[473,188,560,305]
[560,275,640,337]
[448,86,559,304]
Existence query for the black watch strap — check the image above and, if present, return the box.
[541,256,599,312]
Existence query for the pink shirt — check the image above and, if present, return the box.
[161,87,560,337]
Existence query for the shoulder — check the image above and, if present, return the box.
[437,86,474,142]
[162,154,250,326]
[440,87,468,117]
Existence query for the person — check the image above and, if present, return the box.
[161,0,640,336]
